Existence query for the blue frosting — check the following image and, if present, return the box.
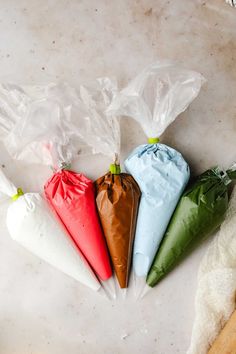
[124,143,190,277]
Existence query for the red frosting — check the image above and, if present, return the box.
[44,170,112,281]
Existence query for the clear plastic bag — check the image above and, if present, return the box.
[108,61,206,298]
[0,167,101,292]
[74,78,120,162]
[0,83,85,168]
[69,78,141,297]
[108,60,205,139]
[0,83,115,298]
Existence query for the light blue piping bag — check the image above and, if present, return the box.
[125,142,190,276]
[108,60,205,281]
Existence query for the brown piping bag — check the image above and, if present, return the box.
[96,170,140,288]
[72,78,141,289]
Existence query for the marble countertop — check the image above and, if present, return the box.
[0,1,235,353]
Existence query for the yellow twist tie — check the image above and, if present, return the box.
[109,164,121,174]
[12,188,24,201]
[148,137,160,144]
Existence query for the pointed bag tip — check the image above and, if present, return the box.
[120,288,127,300]
[146,269,161,288]
[140,284,152,299]
[133,274,146,300]
[97,285,111,300]
[101,276,116,300]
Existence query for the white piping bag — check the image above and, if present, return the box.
[0,83,114,298]
[0,168,101,292]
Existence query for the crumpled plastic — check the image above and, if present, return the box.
[0,168,100,292]
[147,166,236,288]
[0,83,112,282]
[72,78,141,289]
[108,61,205,280]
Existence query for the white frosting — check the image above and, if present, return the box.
[0,168,100,291]
[6,192,100,291]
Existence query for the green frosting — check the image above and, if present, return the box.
[147,167,234,287]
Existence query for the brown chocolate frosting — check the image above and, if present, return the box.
[95,172,141,288]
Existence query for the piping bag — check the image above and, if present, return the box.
[70,78,141,294]
[0,83,113,297]
[108,61,205,296]
[0,168,100,292]
[147,165,236,292]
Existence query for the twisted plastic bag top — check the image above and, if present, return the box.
[0,168,17,197]
[0,83,86,169]
[70,78,120,164]
[108,60,205,138]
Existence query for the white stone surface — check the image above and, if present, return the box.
[0,1,235,353]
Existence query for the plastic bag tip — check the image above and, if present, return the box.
[140,284,152,299]
[133,274,146,300]
[101,277,117,300]
[120,288,127,300]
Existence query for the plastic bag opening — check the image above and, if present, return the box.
[70,78,121,166]
[108,60,206,140]
[0,83,89,170]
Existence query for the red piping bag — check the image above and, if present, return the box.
[0,83,113,292]
[68,78,141,297]
[44,169,112,281]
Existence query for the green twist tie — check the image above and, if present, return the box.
[148,137,160,144]
[213,167,231,186]
[60,162,71,170]
[110,164,121,174]
[12,188,24,201]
